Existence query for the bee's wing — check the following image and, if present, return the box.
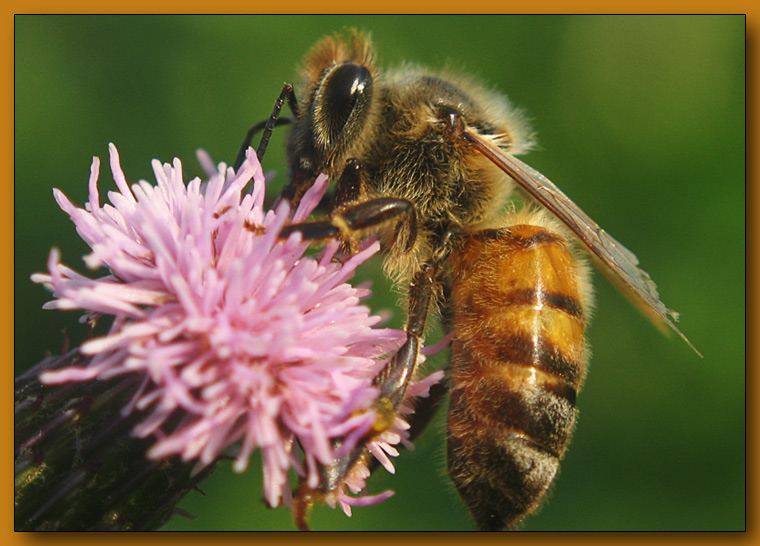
[464,129,700,356]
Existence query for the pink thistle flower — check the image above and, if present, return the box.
[31,143,443,519]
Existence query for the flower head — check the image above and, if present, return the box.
[32,144,442,517]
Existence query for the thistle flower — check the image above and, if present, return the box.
[29,144,444,525]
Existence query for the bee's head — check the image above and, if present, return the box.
[286,31,380,180]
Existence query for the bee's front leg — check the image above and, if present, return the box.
[234,82,298,170]
[279,160,417,255]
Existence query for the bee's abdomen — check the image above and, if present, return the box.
[447,224,589,531]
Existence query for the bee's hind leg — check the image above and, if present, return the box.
[291,254,440,530]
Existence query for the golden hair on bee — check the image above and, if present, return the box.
[489,205,597,315]
[289,33,540,288]
[257,29,697,531]
[446,207,594,529]
[297,29,376,88]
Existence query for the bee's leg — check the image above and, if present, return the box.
[233,117,292,170]
[282,197,426,529]
[282,184,447,524]
[233,82,298,170]
[329,159,362,211]
[306,157,363,217]
[305,159,416,244]
[313,256,439,499]
[364,268,454,473]
[279,197,416,254]
[367,226,456,410]
[395,276,455,445]
[362,369,449,480]
[371,261,435,403]
[278,169,315,209]
[278,187,428,403]
[276,153,415,257]
[324,227,458,471]
[396,367,449,441]
[299,241,456,516]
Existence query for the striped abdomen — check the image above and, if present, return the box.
[446,223,590,531]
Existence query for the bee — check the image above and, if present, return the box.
[244,30,698,530]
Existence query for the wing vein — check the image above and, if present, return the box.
[463,128,701,357]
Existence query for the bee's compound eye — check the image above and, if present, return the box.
[316,62,373,145]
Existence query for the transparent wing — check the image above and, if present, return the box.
[463,128,700,356]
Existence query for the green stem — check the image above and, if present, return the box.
[14,350,214,531]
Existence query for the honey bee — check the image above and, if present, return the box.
[243,30,698,530]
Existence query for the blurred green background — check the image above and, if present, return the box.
[15,15,744,531]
